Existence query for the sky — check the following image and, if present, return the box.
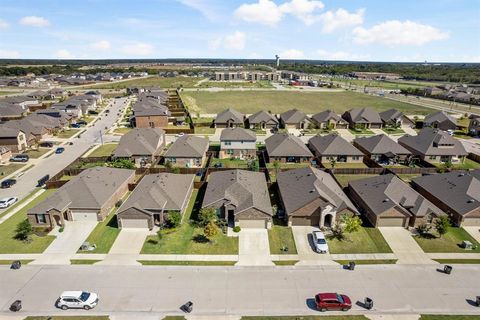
[0,0,479,62]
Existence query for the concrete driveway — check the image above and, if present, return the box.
[463,227,480,243]
[237,229,273,266]
[336,128,355,142]
[98,229,150,266]
[371,128,384,135]
[292,226,336,265]
[30,221,97,265]
[379,227,434,264]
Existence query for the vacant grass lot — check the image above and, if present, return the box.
[268,225,298,254]
[0,163,25,177]
[86,143,118,157]
[0,189,56,254]
[328,227,392,254]
[142,190,239,254]
[180,91,431,115]
[413,227,480,253]
[86,76,205,90]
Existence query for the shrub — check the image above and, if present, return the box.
[233,226,241,233]
[416,223,431,236]
[434,216,451,238]
[59,227,64,233]
[15,219,33,242]
[204,220,218,241]
[115,199,123,207]
[165,212,182,229]
[198,207,217,226]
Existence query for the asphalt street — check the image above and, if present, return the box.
[0,97,129,202]
[0,264,479,317]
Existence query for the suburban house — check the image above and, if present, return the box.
[398,128,467,164]
[0,146,11,164]
[411,170,480,226]
[113,128,165,167]
[265,133,313,163]
[0,127,28,152]
[132,97,171,128]
[202,170,273,228]
[117,173,195,229]
[48,88,67,100]
[219,127,257,159]
[379,109,415,128]
[246,111,279,130]
[164,135,209,167]
[214,108,244,128]
[468,114,480,136]
[423,111,457,131]
[0,102,27,121]
[349,174,444,227]
[354,134,411,165]
[342,108,383,129]
[310,110,348,129]
[308,134,364,165]
[279,108,310,129]
[27,167,135,228]
[277,167,357,227]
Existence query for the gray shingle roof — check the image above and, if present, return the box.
[203,170,272,216]
[118,173,194,214]
[309,134,363,156]
[215,108,244,124]
[220,127,256,141]
[354,134,411,155]
[277,167,357,215]
[412,170,480,216]
[114,128,165,157]
[343,108,382,124]
[0,126,23,138]
[311,110,344,124]
[349,174,443,218]
[164,135,209,158]
[398,128,467,156]
[28,167,134,213]
[265,133,313,157]
[280,108,307,124]
[247,111,278,125]
[424,111,456,125]
[379,108,403,123]
[133,98,170,117]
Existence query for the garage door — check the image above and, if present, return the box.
[378,217,406,227]
[462,218,480,226]
[121,219,149,229]
[291,215,320,226]
[71,211,98,222]
[238,219,266,228]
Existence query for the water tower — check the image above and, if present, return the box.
[275,55,280,67]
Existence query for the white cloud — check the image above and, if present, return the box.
[353,20,448,46]
[177,0,218,20]
[279,0,324,25]
[280,49,304,59]
[55,49,73,59]
[0,19,9,29]
[210,31,247,50]
[120,42,154,56]
[0,49,20,58]
[235,0,283,26]
[317,49,369,61]
[91,40,111,50]
[318,8,364,33]
[19,16,50,27]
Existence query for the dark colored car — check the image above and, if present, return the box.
[70,123,81,128]
[55,147,65,154]
[37,174,50,187]
[76,120,87,125]
[315,293,352,312]
[1,179,17,188]
[10,154,29,162]
[39,141,54,148]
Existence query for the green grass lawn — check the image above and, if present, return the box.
[348,128,375,135]
[333,174,379,188]
[180,91,432,115]
[268,225,298,254]
[138,260,236,266]
[162,316,186,320]
[210,158,258,169]
[433,259,480,264]
[78,208,121,254]
[0,163,25,177]
[194,127,216,134]
[86,143,118,157]
[382,127,405,135]
[334,259,397,265]
[413,227,480,253]
[199,81,273,88]
[24,148,51,158]
[273,260,299,266]
[70,259,101,265]
[0,189,56,254]
[85,76,205,90]
[112,127,132,135]
[396,174,422,183]
[265,162,310,169]
[0,259,33,265]
[56,129,81,139]
[451,158,480,170]
[328,227,393,254]
[142,190,239,254]
[325,162,368,169]
[420,316,480,320]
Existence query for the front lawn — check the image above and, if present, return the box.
[268,224,298,254]
[141,190,239,254]
[413,227,480,253]
[242,316,369,320]
[348,128,374,135]
[0,163,25,177]
[452,158,480,170]
[56,129,81,139]
[112,127,132,135]
[210,158,258,169]
[138,260,236,266]
[327,227,393,254]
[0,189,56,253]
[382,127,405,135]
[86,143,118,157]
[420,316,480,320]
[24,148,51,158]
[334,259,397,265]
[333,174,379,188]
[78,208,121,254]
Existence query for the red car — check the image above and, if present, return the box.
[315,293,352,312]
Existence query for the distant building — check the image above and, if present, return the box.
[351,72,401,80]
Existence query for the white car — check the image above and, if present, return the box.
[57,291,99,310]
[176,132,185,137]
[0,197,17,208]
[312,231,329,254]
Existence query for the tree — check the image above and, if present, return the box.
[198,207,217,226]
[165,212,182,229]
[204,220,218,241]
[341,212,362,233]
[273,160,280,176]
[15,219,33,242]
[248,159,259,172]
[416,223,432,236]
[165,160,173,172]
[330,224,345,241]
[330,158,336,169]
[434,216,450,238]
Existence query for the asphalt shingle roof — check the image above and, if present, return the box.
[354,134,411,155]
[265,133,313,157]
[280,108,307,124]
[398,128,467,156]
[220,127,256,141]
[215,108,244,124]
[113,128,165,157]
[164,135,209,158]
[309,134,363,156]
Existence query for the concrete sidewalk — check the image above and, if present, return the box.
[98,229,150,266]
[379,227,434,264]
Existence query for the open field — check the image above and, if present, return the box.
[198,81,273,88]
[180,90,432,115]
[85,76,205,90]
[329,78,448,91]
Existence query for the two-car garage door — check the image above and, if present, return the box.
[120,219,149,229]
[238,219,267,228]
[378,217,407,227]
[71,211,98,222]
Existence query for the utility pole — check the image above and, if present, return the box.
[99,130,103,145]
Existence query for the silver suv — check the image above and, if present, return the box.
[57,291,99,310]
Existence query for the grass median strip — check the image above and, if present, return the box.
[138,260,236,266]
[0,259,33,265]
[433,259,480,264]
[70,259,101,265]
[273,260,299,266]
[24,316,110,320]
[334,259,397,265]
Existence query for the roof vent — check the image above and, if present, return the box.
[467,199,475,203]
[309,189,315,193]
[307,173,312,176]
[458,173,465,177]
[383,198,390,203]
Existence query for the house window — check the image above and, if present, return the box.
[168,158,176,163]
[226,149,234,155]
[352,156,360,160]
[429,155,436,160]
[149,121,155,128]
[224,141,231,146]
[37,214,47,224]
